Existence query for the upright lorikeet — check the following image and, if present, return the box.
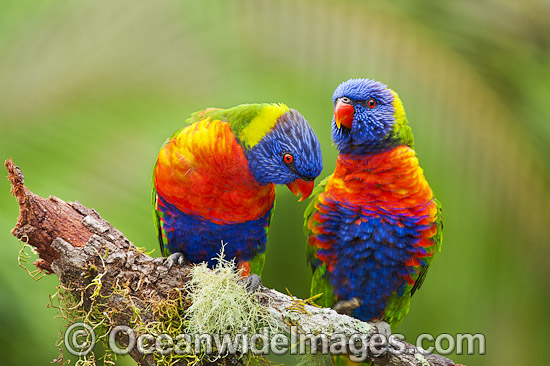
[305,78,442,335]
[153,103,323,278]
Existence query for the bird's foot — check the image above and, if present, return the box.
[332,297,361,316]
[166,252,187,269]
[372,320,392,338]
[240,274,262,293]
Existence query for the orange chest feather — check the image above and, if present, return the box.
[154,119,275,223]
[321,146,436,220]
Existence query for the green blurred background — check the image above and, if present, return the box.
[0,1,548,365]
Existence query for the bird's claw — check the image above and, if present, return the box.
[333,297,361,316]
[240,274,262,293]
[166,252,186,269]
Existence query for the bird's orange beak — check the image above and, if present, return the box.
[286,179,315,202]
[334,100,354,129]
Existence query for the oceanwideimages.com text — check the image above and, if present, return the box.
[65,323,485,362]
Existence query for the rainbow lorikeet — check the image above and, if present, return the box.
[153,103,323,278]
[305,78,442,332]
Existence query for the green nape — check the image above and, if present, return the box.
[394,117,414,148]
[188,103,290,149]
[389,90,414,148]
[303,176,335,307]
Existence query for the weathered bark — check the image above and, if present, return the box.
[5,159,457,366]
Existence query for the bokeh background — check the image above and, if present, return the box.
[0,1,548,365]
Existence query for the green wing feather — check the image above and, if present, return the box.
[411,197,443,296]
[303,176,329,265]
[152,168,169,257]
[385,196,443,328]
[303,176,336,307]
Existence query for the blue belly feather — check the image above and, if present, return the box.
[316,204,428,321]
[159,196,272,267]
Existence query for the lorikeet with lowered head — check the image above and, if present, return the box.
[153,103,323,278]
[305,78,442,332]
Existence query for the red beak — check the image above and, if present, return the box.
[334,100,354,129]
[286,179,315,202]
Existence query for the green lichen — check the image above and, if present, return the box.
[414,352,430,366]
[47,245,277,366]
[17,236,46,281]
[184,249,277,336]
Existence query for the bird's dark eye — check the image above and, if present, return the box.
[339,97,352,105]
[283,153,294,165]
[366,98,377,108]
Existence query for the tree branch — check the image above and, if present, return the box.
[5,159,457,366]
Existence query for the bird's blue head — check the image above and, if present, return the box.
[331,78,413,155]
[244,106,323,201]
